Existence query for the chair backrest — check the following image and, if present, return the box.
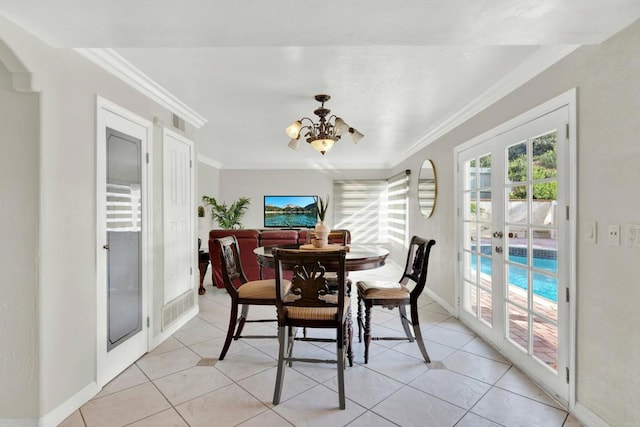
[299,229,351,245]
[326,229,350,245]
[399,236,436,300]
[273,249,347,321]
[213,235,249,294]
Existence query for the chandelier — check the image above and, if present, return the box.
[285,94,364,155]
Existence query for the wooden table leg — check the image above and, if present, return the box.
[198,260,209,295]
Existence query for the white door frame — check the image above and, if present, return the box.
[96,96,153,387]
[453,88,577,408]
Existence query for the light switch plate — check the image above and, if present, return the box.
[608,224,620,246]
[584,221,597,244]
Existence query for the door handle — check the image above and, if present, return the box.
[103,244,110,250]
[495,246,503,254]
[493,231,503,239]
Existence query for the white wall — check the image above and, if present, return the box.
[392,20,640,427]
[0,60,40,418]
[0,15,198,421]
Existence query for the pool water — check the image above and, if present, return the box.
[472,254,558,302]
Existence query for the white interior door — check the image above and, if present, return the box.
[163,129,194,304]
[96,98,151,387]
[457,102,574,404]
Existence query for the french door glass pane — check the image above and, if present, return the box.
[507,263,529,304]
[465,192,475,220]
[507,141,527,182]
[463,252,476,281]
[532,132,557,177]
[463,222,476,251]
[465,160,474,190]
[478,154,491,187]
[479,287,492,325]
[468,284,478,316]
[507,303,529,351]
[533,294,558,323]
[533,315,558,369]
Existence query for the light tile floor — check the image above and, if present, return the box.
[60,263,583,427]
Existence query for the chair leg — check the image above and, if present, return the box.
[287,326,295,367]
[234,304,249,339]
[357,292,364,343]
[410,302,431,363]
[346,308,354,367]
[398,305,415,342]
[364,302,372,364]
[219,301,238,360]
[273,326,287,405]
[337,323,346,410]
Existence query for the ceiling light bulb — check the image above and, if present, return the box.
[310,138,335,154]
[285,120,302,139]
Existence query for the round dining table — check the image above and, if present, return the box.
[253,244,389,272]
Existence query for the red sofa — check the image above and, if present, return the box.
[208,229,350,288]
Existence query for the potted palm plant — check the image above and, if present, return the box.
[314,195,330,247]
[201,196,251,230]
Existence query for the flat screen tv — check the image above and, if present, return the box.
[264,195,317,228]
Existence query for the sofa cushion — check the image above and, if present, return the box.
[259,230,300,246]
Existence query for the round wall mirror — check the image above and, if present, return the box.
[418,159,437,218]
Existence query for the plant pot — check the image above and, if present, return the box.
[314,221,330,247]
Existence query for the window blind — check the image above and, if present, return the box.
[333,170,410,244]
[387,170,410,246]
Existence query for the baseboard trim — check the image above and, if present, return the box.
[38,381,100,427]
[573,401,610,427]
[151,305,199,349]
[0,418,37,427]
[424,288,456,315]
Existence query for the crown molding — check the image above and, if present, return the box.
[392,44,580,166]
[197,154,222,169]
[75,48,208,129]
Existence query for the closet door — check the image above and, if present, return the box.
[163,129,195,304]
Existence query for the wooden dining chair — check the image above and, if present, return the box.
[214,235,289,360]
[272,249,351,409]
[356,236,436,364]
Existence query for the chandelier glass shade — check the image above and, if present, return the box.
[285,94,363,155]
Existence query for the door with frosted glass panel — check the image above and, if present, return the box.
[458,107,570,403]
[96,103,149,387]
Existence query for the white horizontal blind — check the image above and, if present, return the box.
[333,179,387,244]
[387,170,410,247]
[333,171,410,245]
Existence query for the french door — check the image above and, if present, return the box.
[457,102,573,404]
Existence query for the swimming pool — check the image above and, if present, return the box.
[472,254,558,302]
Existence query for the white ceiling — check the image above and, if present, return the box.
[1,1,639,169]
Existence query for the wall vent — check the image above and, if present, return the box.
[172,113,186,132]
[162,290,195,330]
